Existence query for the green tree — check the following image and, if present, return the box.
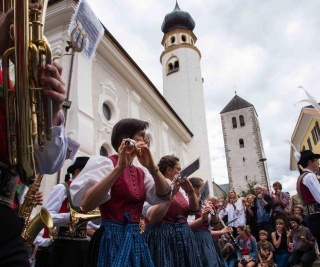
[239,180,256,197]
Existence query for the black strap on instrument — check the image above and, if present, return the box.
[62,182,81,212]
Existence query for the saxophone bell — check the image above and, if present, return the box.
[22,207,53,249]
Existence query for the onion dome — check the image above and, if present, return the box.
[161,2,195,34]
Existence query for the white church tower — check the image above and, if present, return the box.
[220,94,270,193]
[160,2,212,190]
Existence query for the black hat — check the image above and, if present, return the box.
[298,150,320,165]
[67,156,89,174]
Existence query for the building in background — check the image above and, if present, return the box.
[219,94,270,193]
[40,0,213,200]
[290,104,320,171]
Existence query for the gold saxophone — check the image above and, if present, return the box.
[2,0,53,249]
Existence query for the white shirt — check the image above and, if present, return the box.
[70,155,165,208]
[45,183,70,227]
[218,198,246,227]
[33,228,53,247]
[34,112,68,174]
[302,168,320,203]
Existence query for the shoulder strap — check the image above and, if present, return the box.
[62,182,81,212]
[296,172,309,205]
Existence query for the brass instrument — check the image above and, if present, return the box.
[23,207,53,249]
[2,0,86,248]
[1,0,54,249]
[69,207,101,235]
[18,173,53,248]
[2,0,52,185]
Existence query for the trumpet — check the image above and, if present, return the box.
[69,207,101,235]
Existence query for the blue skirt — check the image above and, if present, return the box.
[144,222,203,267]
[193,230,225,267]
[85,215,154,267]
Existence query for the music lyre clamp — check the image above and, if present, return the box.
[180,158,200,179]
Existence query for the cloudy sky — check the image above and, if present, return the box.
[87,0,320,195]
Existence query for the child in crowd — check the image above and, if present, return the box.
[218,232,238,267]
[257,230,274,267]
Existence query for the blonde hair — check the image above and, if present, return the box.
[227,189,239,202]
[237,225,251,236]
[245,194,255,202]
[259,230,268,236]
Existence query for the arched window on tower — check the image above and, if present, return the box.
[168,63,174,74]
[239,139,244,148]
[232,117,237,128]
[167,56,179,75]
[174,61,179,71]
[239,115,245,127]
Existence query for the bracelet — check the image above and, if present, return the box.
[155,188,172,199]
[148,168,159,175]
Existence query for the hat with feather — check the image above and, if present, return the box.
[297,150,320,166]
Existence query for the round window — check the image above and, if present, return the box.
[102,103,112,121]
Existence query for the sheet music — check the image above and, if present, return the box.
[68,0,104,60]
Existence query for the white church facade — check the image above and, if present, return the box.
[41,0,213,199]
